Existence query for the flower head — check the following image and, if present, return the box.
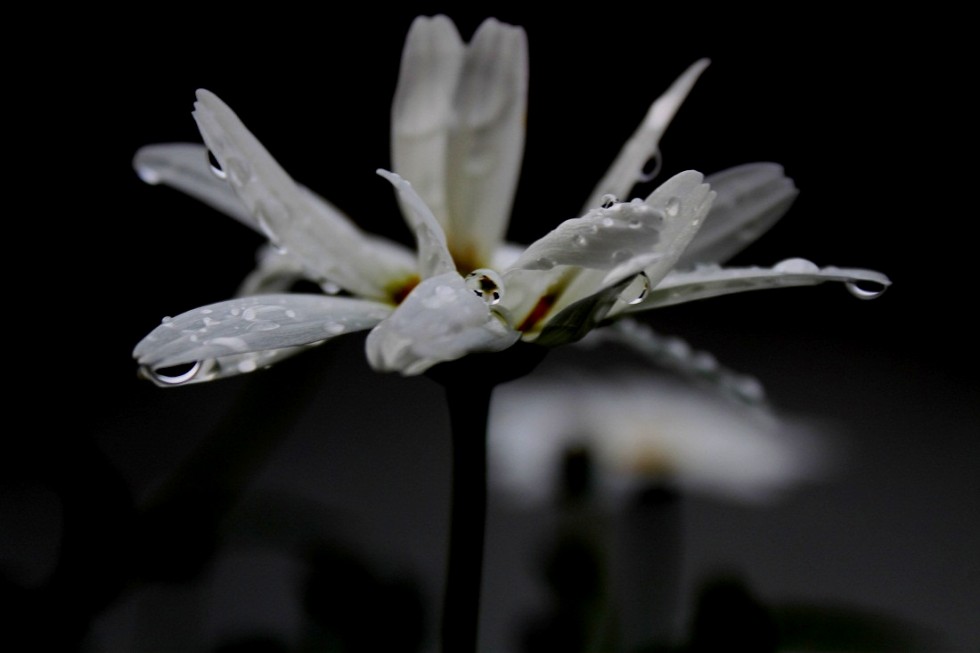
[133,16,889,386]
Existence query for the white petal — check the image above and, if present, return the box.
[365,272,520,375]
[622,258,892,312]
[679,163,799,267]
[391,17,527,272]
[133,143,256,229]
[391,15,465,230]
[507,171,714,332]
[192,90,415,300]
[377,169,456,279]
[511,171,713,286]
[583,59,710,211]
[444,18,528,270]
[134,294,392,385]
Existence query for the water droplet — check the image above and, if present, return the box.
[230,308,241,316]
[665,197,681,217]
[573,234,588,247]
[148,361,202,385]
[201,308,213,315]
[136,165,161,185]
[324,322,346,335]
[601,194,617,209]
[619,272,650,305]
[845,280,887,300]
[601,216,615,228]
[161,315,173,324]
[535,257,555,270]
[734,376,765,403]
[773,258,820,274]
[638,153,662,182]
[242,307,257,321]
[465,268,505,305]
[285,310,297,319]
[207,150,226,179]
[208,336,248,351]
[628,218,643,229]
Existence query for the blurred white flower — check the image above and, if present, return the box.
[488,373,830,504]
[133,16,888,385]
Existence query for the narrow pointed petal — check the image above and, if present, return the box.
[365,272,520,375]
[445,18,528,270]
[680,163,799,267]
[621,258,892,312]
[580,319,768,405]
[510,171,713,287]
[192,90,415,300]
[391,15,465,228]
[377,170,456,278]
[134,294,392,386]
[584,59,710,211]
[133,143,256,228]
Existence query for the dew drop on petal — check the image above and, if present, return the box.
[574,234,588,247]
[535,257,556,270]
[638,153,662,183]
[665,197,681,217]
[324,322,346,335]
[846,280,888,300]
[465,268,505,306]
[628,218,643,229]
[619,272,650,305]
[774,258,820,274]
[285,310,297,319]
[734,375,766,403]
[207,150,227,179]
[601,194,618,209]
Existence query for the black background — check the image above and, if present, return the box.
[7,5,976,652]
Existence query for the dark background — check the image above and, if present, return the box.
[7,5,976,652]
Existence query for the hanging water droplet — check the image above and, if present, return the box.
[147,361,202,385]
[638,153,662,182]
[207,150,227,179]
[665,197,681,217]
[465,268,505,305]
[845,280,887,300]
[619,272,650,305]
[136,165,161,185]
[601,194,618,209]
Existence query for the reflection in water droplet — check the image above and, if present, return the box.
[665,197,681,217]
[149,361,202,385]
[207,150,226,179]
[465,268,505,305]
[601,194,617,209]
[619,272,650,305]
[845,280,887,300]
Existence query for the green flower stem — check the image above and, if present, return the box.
[441,379,493,653]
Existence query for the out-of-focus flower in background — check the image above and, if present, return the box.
[489,371,831,506]
[131,15,888,386]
